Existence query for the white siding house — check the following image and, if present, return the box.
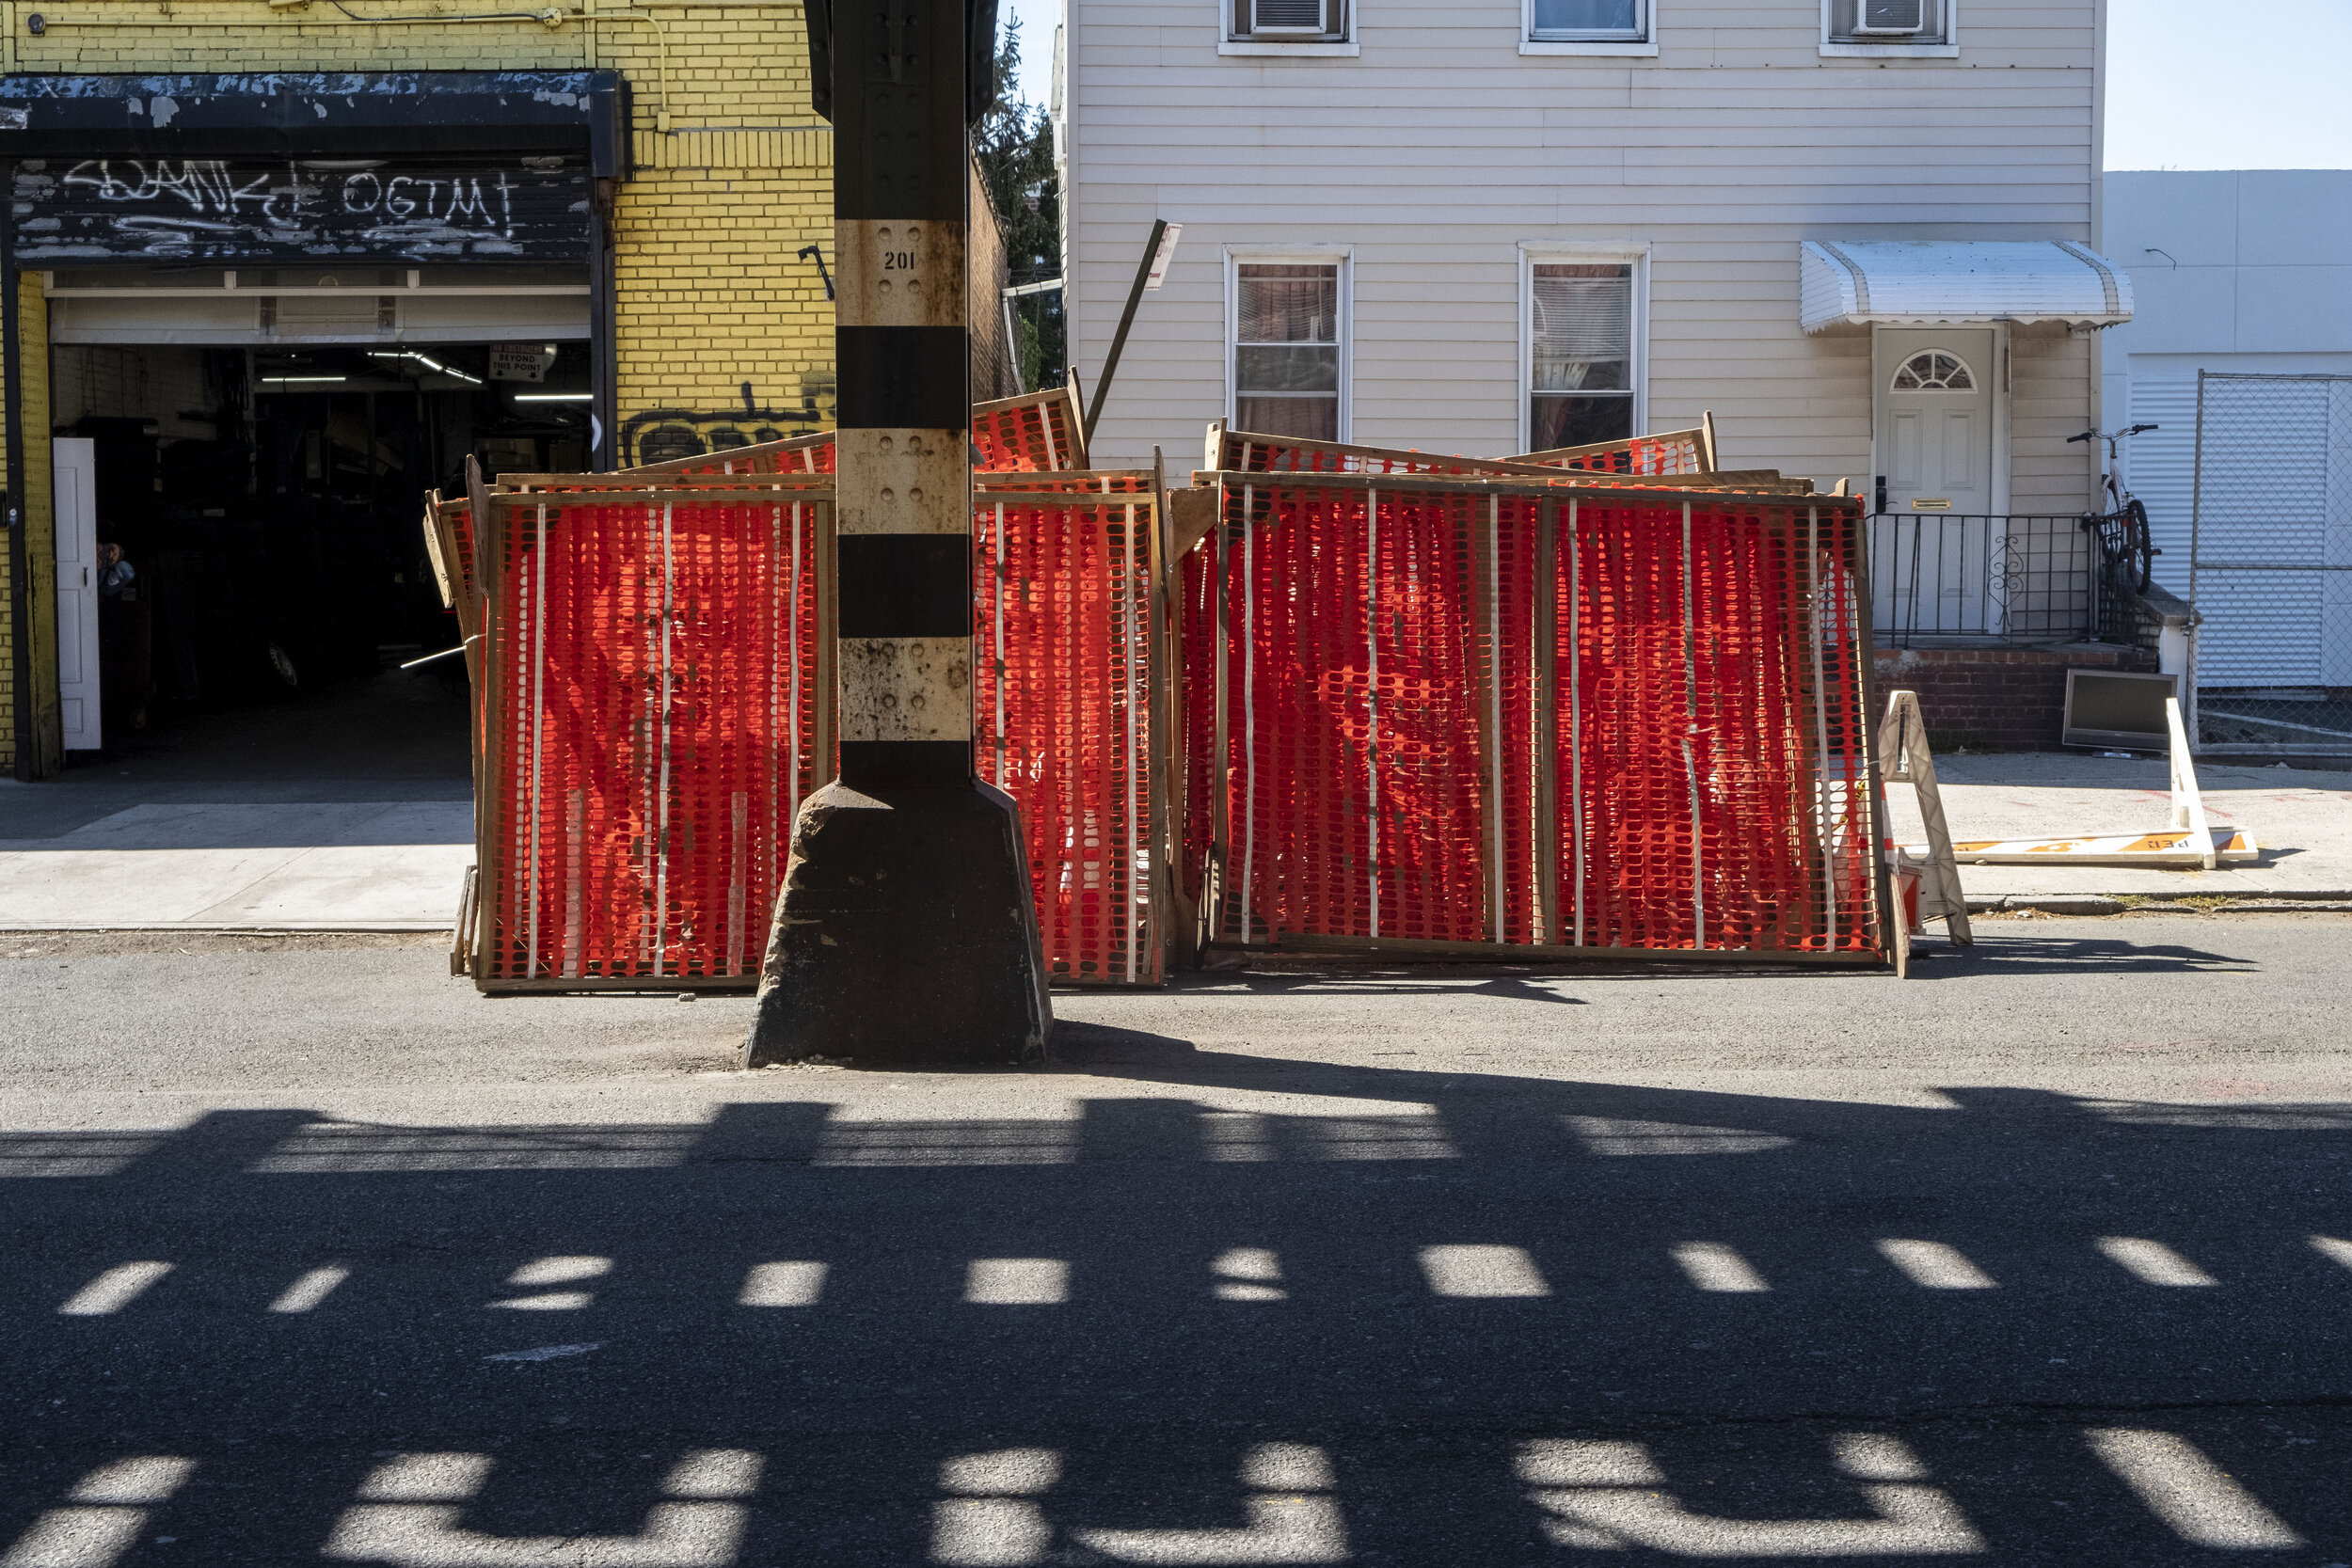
[1055,0,2122,517]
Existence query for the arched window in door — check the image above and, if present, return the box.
[1891,351,1976,391]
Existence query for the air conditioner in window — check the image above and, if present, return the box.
[1853,0,1927,34]
[1248,0,1331,33]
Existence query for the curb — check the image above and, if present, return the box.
[1965,893,2352,916]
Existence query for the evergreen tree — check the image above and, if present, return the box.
[975,16,1065,391]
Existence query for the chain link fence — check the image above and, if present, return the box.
[2191,372,2352,755]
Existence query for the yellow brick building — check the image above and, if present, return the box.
[0,3,1009,777]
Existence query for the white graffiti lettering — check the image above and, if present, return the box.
[53,159,526,246]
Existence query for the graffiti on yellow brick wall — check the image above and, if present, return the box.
[14,157,588,262]
[622,378,835,467]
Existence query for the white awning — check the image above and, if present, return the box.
[1799,241,2134,333]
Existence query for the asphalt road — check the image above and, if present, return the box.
[4,915,2350,1565]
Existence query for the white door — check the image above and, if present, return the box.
[1876,328,1994,514]
[52,437,100,752]
[1872,328,1997,637]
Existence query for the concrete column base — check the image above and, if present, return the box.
[741,777,1051,1067]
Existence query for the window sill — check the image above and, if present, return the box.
[1520,40,1657,55]
[1218,38,1359,55]
[1819,40,1959,57]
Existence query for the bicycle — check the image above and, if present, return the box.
[2069,422,2159,594]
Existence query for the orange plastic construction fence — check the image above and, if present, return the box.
[977,489,1163,984]
[1209,422,1713,481]
[1179,475,1883,959]
[469,485,1163,990]
[596,388,1087,482]
[475,495,825,988]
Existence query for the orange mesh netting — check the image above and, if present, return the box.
[474,483,1162,989]
[477,496,824,986]
[972,388,1088,472]
[977,492,1162,983]
[1179,479,1880,957]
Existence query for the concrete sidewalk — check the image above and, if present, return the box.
[1881,751,2352,911]
[0,664,474,931]
[0,798,471,930]
[3,752,2342,932]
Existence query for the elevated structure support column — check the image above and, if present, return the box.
[744,0,1049,1066]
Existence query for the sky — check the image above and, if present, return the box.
[2106,0,2352,169]
[997,0,2352,171]
[1002,0,1059,111]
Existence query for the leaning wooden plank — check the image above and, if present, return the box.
[1194,468,1857,512]
[1511,425,1711,475]
[489,487,840,509]
[477,974,761,996]
[976,469,1158,497]
[1269,932,1885,968]
[1063,368,1092,468]
[448,864,477,978]
[421,490,456,610]
[1543,468,1804,492]
[494,471,837,497]
[616,428,835,479]
[1212,426,1566,478]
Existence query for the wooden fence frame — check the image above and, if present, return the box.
[1183,468,1891,966]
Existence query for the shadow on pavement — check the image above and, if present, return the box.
[6,1057,2349,1563]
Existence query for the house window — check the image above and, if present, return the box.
[1531,0,1646,42]
[1825,0,1948,46]
[1528,261,1635,451]
[1231,0,1346,43]
[1233,261,1343,440]
[1891,351,1974,391]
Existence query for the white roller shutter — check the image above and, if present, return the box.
[2124,371,2200,595]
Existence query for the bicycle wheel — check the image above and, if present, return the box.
[2125,498,2153,593]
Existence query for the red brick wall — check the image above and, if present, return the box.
[1872,645,2157,752]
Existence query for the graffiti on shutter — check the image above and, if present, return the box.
[9,156,589,262]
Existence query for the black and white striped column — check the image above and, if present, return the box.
[745,0,1050,1066]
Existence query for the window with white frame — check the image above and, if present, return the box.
[1530,0,1647,42]
[1230,0,1347,43]
[1527,261,1636,451]
[1825,0,1948,46]
[1232,260,1343,440]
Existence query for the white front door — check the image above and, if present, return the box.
[52,437,100,752]
[1875,327,1994,515]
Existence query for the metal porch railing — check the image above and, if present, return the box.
[1868,514,2097,647]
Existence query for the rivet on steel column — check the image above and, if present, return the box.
[743,0,1051,1066]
